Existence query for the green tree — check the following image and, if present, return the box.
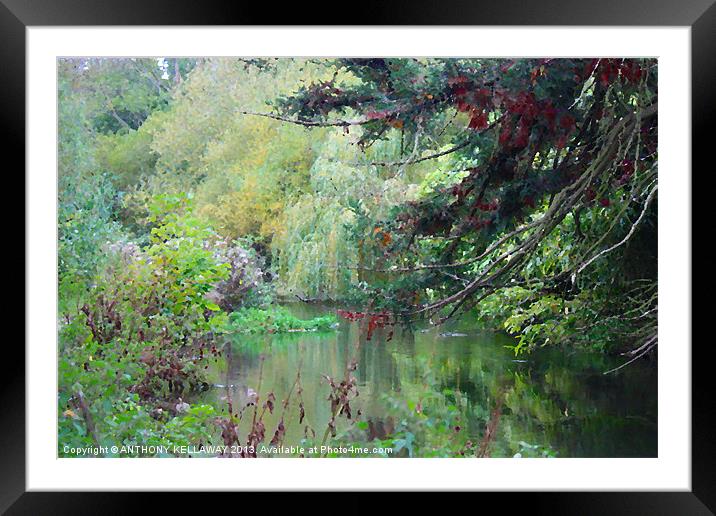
[273,58,658,356]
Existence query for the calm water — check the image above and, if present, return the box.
[202,304,657,458]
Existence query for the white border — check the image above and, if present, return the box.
[27,27,691,491]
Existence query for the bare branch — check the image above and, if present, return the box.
[365,114,505,168]
[603,333,657,375]
[238,110,374,128]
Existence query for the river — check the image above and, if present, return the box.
[201,303,657,458]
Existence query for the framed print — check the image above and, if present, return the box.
[7,0,714,512]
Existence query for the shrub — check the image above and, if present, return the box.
[225,306,337,334]
[58,194,231,454]
[208,239,273,311]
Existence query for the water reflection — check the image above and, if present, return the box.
[201,304,657,457]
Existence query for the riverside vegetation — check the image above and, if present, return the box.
[58,58,658,458]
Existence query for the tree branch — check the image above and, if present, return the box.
[364,114,505,168]
[238,110,374,128]
[575,184,657,276]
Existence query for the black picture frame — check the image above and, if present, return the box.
[6,0,713,512]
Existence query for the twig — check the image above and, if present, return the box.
[363,115,505,168]
[575,184,657,275]
[603,335,657,375]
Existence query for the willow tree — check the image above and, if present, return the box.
[266,58,658,360]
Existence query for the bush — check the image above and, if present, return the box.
[208,239,273,311]
[58,194,231,454]
[225,306,337,334]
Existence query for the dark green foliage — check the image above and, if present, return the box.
[276,57,658,355]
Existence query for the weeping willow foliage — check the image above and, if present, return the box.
[276,194,355,299]
[126,58,430,300]
[100,57,636,309]
[273,132,421,300]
